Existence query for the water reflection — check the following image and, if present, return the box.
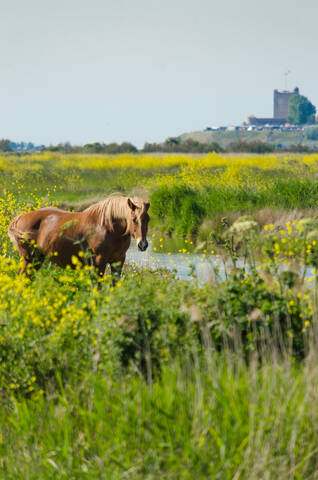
[126,243,317,287]
[126,243,226,282]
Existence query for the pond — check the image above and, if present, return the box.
[126,243,317,286]
[127,243,237,283]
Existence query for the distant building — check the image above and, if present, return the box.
[274,87,299,119]
[247,116,286,126]
[248,87,299,125]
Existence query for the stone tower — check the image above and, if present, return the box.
[273,87,299,119]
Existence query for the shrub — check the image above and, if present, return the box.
[150,185,206,236]
[0,260,311,398]
[142,139,224,153]
[306,127,318,141]
[228,140,274,153]
[0,139,12,152]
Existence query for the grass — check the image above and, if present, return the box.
[2,357,318,479]
[2,152,318,477]
[180,128,318,148]
[0,252,318,477]
[2,151,318,238]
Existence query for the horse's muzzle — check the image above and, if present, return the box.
[138,240,148,251]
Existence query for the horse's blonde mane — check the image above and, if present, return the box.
[84,195,146,234]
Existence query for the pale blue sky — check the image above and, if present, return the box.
[0,0,317,146]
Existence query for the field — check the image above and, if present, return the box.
[2,152,318,478]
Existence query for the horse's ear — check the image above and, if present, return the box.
[144,201,150,212]
[127,198,137,211]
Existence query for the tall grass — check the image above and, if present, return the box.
[2,355,318,479]
[150,179,318,235]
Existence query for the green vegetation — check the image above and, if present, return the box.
[43,141,138,154]
[2,152,318,238]
[180,128,318,149]
[3,128,318,157]
[1,253,318,478]
[3,152,318,477]
[2,357,318,479]
[287,94,316,125]
[306,126,318,141]
[151,178,318,236]
[144,138,318,154]
[151,185,207,235]
[143,138,225,153]
[227,140,274,153]
[0,139,12,152]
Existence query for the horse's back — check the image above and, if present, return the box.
[8,207,71,246]
[10,207,64,232]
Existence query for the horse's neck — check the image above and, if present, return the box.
[111,216,129,236]
[85,202,130,237]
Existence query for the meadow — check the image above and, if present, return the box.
[2,152,318,478]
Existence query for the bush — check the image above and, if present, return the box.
[150,185,207,235]
[306,127,318,141]
[228,140,274,153]
[0,139,12,152]
[0,258,311,398]
[143,139,224,153]
[43,142,138,154]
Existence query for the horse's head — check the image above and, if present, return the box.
[127,198,150,251]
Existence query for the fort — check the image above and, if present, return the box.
[248,87,299,126]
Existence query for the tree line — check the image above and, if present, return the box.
[2,126,318,155]
[143,138,318,154]
[1,138,318,154]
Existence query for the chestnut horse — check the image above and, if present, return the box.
[8,195,150,283]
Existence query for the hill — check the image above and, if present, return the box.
[179,128,318,149]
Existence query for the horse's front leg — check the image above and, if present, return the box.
[94,254,107,278]
[110,257,125,286]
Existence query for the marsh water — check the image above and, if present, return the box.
[126,243,239,283]
[126,242,316,285]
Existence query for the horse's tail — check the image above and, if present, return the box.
[8,214,28,247]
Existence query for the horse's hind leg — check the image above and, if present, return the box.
[18,249,32,276]
[18,246,44,276]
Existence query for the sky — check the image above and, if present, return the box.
[0,0,317,147]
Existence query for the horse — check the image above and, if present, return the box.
[8,195,150,283]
